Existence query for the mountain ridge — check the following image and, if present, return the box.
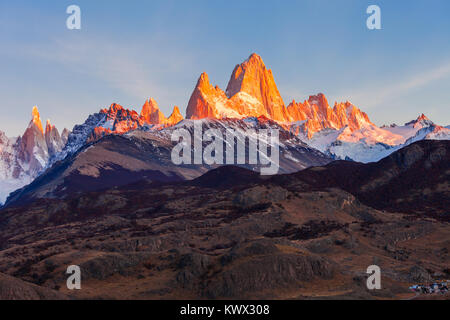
[1,53,449,203]
[0,107,68,204]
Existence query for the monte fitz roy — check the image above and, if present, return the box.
[1,53,448,205]
[0,53,449,300]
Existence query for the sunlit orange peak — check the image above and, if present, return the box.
[32,106,44,133]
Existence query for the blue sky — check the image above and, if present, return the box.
[1,0,449,136]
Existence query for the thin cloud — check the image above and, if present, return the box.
[25,38,166,102]
[351,61,450,108]
[4,36,195,110]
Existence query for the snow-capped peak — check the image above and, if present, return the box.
[405,113,434,128]
[0,107,66,204]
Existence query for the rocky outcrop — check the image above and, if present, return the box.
[187,54,289,121]
[0,107,68,204]
[0,130,20,180]
[186,72,231,119]
[233,185,288,209]
[79,252,151,280]
[408,266,432,283]
[61,128,70,146]
[16,106,49,176]
[205,250,335,298]
[45,120,64,158]
[141,98,167,125]
[226,53,288,121]
[0,273,67,300]
[287,95,373,138]
[166,106,184,125]
[101,103,144,134]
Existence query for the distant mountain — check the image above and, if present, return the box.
[186,54,288,121]
[1,53,449,203]
[183,53,449,163]
[48,102,183,166]
[4,117,331,207]
[0,107,68,204]
[305,114,450,163]
[281,140,450,219]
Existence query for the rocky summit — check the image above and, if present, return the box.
[2,54,448,205]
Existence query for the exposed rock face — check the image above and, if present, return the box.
[89,102,185,142]
[45,120,64,158]
[0,131,20,180]
[60,128,70,146]
[87,103,146,142]
[51,101,186,169]
[226,53,288,122]
[101,103,144,134]
[166,106,184,125]
[405,114,434,128]
[31,106,44,134]
[186,72,231,119]
[205,252,335,298]
[84,100,185,144]
[185,54,375,140]
[140,98,167,125]
[183,54,448,164]
[287,95,373,138]
[187,54,289,121]
[408,266,432,283]
[0,273,67,300]
[0,107,67,204]
[233,185,288,209]
[78,252,151,281]
[17,107,50,176]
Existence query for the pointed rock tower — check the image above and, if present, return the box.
[405,114,434,128]
[186,72,231,119]
[287,93,374,138]
[17,106,49,175]
[226,53,288,122]
[166,106,184,125]
[186,54,289,121]
[31,106,44,134]
[61,128,71,146]
[141,98,167,124]
[45,119,64,158]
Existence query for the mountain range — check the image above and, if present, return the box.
[0,53,449,300]
[0,107,70,204]
[0,53,449,205]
